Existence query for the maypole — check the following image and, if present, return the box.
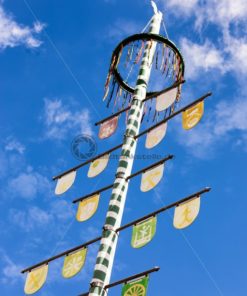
[89,4,162,295]
[21,1,213,295]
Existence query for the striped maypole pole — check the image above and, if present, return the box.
[89,3,163,296]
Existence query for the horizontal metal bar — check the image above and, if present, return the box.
[72,183,114,204]
[78,267,160,296]
[127,154,174,180]
[95,80,185,126]
[136,92,212,139]
[21,236,102,274]
[21,187,211,274]
[52,143,123,181]
[117,187,211,232]
[73,155,173,204]
[105,266,160,289]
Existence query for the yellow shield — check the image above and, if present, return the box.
[76,194,100,222]
[87,154,110,178]
[145,123,168,149]
[140,164,164,192]
[173,197,200,229]
[62,248,87,279]
[182,101,204,130]
[156,87,178,112]
[24,265,48,295]
[55,171,76,195]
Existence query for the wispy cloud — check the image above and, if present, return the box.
[160,0,247,80]
[0,249,24,285]
[106,19,141,41]
[41,98,93,140]
[0,4,44,50]
[7,167,51,200]
[4,137,25,155]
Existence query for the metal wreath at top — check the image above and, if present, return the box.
[103,33,185,114]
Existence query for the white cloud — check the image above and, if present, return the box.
[0,4,44,50]
[4,137,25,154]
[42,98,93,140]
[180,38,225,79]
[10,206,53,232]
[106,19,141,40]
[7,168,51,200]
[0,249,23,285]
[166,0,198,15]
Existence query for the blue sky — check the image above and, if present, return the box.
[0,0,247,295]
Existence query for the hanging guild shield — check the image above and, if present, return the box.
[24,265,48,295]
[182,101,204,130]
[87,154,110,178]
[98,116,118,139]
[145,122,168,149]
[156,87,178,112]
[55,171,76,195]
[131,216,157,249]
[173,197,200,229]
[141,164,164,192]
[121,275,149,296]
[76,194,100,222]
[62,248,87,279]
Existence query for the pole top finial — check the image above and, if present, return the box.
[151,1,162,17]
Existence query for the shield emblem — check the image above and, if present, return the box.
[131,216,157,249]
[145,122,168,149]
[62,248,87,279]
[156,87,178,111]
[182,101,204,130]
[98,116,118,139]
[173,197,200,229]
[87,154,110,178]
[122,276,149,296]
[24,265,48,295]
[140,164,164,192]
[55,171,76,195]
[76,194,100,222]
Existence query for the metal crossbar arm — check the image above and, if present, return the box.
[73,155,174,204]
[21,236,102,274]
[95,80,185,126]
[52,143,123,181]
[21,187,210,274]
[52,91,210,182]
[78,267,160,296]
[126,154,174,181]
[116,187,211,232]
[136,92,212,139]
[73,184,114,204]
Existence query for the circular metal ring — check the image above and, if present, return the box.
[110,33,185,96]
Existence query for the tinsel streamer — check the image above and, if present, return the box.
[165,51,172,78]
[153,110,157,122]
[112,85,120,111]
[116,45,123,69]
[125,46,132,68]
[162,46,169,74]
[141,103,148,123]
[155,47,159,70]
[107,79,116,108]
[128,93,132,104]
[103,86,109,101]
[148,40,153,66]
[135,41,145,64]
[160,44,166,70]
[125,110,129,124]
[122,91,128,108]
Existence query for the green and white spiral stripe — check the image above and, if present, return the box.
[89,11,163,296]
